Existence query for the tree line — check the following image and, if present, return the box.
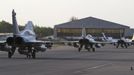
[0,20,53,38]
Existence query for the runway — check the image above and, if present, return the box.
[0,45,134,75]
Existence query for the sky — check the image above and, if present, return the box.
[0,0,134,28]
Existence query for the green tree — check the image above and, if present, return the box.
[70,16,78,21]
[0,20,12,33]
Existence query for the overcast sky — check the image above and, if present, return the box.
[0,0,134,28]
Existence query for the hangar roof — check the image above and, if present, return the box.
[54,17,130,29]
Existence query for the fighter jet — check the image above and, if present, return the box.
[101,32,118,43]
[5,9,48,59]
[101,32,134,48]
[77,27,114,52]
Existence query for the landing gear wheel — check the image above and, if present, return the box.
[92,48,95,52]
[87,48,90,52]
[78,48,81,52]
[8,46,16,58]
[32,50,36,59]
[8,51,12,58]
[27,54,31,58]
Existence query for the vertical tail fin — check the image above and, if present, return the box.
[81,25,86,37]
[102,32,107,40]
[131,33,134,40]
[12,9,20,35]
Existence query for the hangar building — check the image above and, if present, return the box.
[54,17,130,39]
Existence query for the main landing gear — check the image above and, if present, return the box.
[8,46,36,59]
[24,47,36,59]
[27,49,36,59]
[8,46,16,58]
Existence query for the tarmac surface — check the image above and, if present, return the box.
[0,45,134,75]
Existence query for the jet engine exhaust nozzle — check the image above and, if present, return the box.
[6,37,14,45]
[15,37,24,45]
